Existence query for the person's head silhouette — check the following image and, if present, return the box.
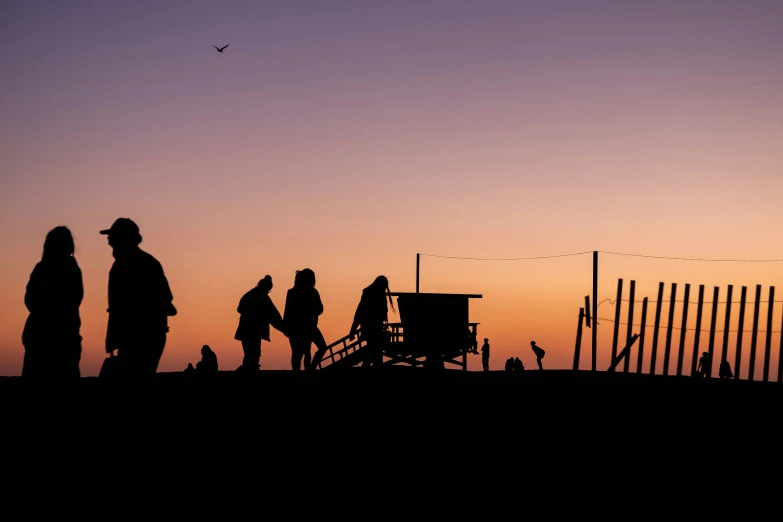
[484,338,488,343]
[42,226,75,261]
[294,268,316,288]
[258,275,273,293]
[100,218,142,257]
[201,345,212,356]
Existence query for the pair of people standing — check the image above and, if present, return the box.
[233,269,327,372]
[234,272,393,370]
[22,218,176,379]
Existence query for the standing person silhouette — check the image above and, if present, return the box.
[480,338,490,371]
[719,359,734,380]
[22,226,84,379]
[530,341,545,370]
[101,218,176,378]
[696,352,710,378]
[234,275,285,372]
[350,276,394,367]
[283,269,324,371]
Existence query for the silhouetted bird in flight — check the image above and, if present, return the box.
[213,45,229,52]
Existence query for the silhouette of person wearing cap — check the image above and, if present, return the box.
[101,218,176,378]
[22,226,83,379]
[234,275,285,371]
[530,341,545,370]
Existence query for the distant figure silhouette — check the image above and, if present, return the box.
[185,363,196,374]
[213,44,229,52]
[505,357,514,371]
[530,341,545,370]
[283,269,324,371]
[350,276,394,368]
[234,275,285,372]
[22,226,83,379]
[513,357,524,371]
[101,218,176,378]
[719,359,734,380]
[467,329,479,354]
[481,338,490,371]
[696,352,710,378]
[196,345,218,374]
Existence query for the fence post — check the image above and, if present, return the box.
[637,297,648,374]
[610,278,623,372]
[624,280,635,373]
[691,285,705,376]
[735,286,747,380]
[721,285,734,367]
[574,308,585,371]
[749,285,761,382]
[650,282,664,375]
[663,283,677,376]
[763,286,775,382]
[706,287,720,378]
[676,284,690,376]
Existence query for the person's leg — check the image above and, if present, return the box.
[290,336,308,371]
[537,357,543,370]
[241,339,261,370]
[310,328,328,369]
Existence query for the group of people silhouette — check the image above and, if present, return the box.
[502,341,546,372]
[232,268,395,372]
[20,218,396,379]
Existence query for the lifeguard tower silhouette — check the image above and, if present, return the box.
[316,292,482,370]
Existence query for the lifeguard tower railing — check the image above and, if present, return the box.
[316,291,482,370]
[314,323,481,370]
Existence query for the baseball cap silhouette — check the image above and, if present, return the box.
[100,218,141,241]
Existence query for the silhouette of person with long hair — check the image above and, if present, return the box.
[530,341,545,370]
[196,345,218,374]
[350,276,394,368]
[481,338,490,371]
[514,357,524,371]
[719,359,733,380]
[22,226,83,379]
[697,352,710,378]
[234,275,285,372]
[101,218,176,378]
[505,357,514,371]
[283,269,324,371]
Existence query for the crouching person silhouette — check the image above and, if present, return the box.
[234,275,285,372]
[101,218,176,379]
[197,345,218,374]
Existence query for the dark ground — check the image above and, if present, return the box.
[2,369,780,511]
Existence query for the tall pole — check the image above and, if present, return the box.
[416,253,420,294]
[592,251,598,372]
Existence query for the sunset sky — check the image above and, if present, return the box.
[2,0,783,377]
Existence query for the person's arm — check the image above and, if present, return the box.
[350,298,363,336]
[314,290,324,317]
[72,262,84,309]
[24,264,42,313]
[268,298,286,336]
[159,266,176,316]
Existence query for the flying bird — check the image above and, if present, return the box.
[213,44,229,52]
